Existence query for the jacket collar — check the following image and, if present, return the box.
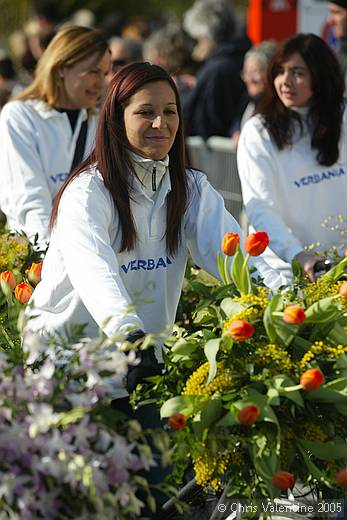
[30,99,88,121]
[129,151,170,199]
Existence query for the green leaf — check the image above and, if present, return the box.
[267,388,280,406]
[220,298,245,319]
[217,251,226,284]
[160,395,206,418]
[204,338,221,385]
[263,294,283,344]
[324,377,347,391]
[305,297,341,324]
[305,388,347,403]
[231,247,245,293]
[194,398,223,435]
[299,438,347,460]
[171,338,199,356]
[297,444,332,486]
[321,256,347,283]
[56,407,86,428]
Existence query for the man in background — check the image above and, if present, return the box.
[327,0,347,93]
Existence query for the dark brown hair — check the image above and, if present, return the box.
[50,62,188,255]
[259,33,344,166]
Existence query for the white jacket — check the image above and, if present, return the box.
[27,155,282,345]
[237,110,347,278]
[0,99,98,247]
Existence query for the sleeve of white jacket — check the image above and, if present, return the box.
[185,172,288,291]
[185,172,243,278]
[0,102,52,246]
[237,118,303,263]
[55,176,144,337]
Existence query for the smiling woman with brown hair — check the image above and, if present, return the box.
[0,25,110,248]
[237,33,347,283]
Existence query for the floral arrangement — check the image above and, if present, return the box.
[0,328,169,519]
[157,232,347,506]
[0,230,45,357]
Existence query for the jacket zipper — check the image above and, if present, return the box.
[152,166,157,192]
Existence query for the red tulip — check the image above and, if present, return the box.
[227,320,255,341]
[283,305,306,324]
[244,231,269,256]
[14,282,32,304]
[335,468,347,488]
[272,471,295,490]
[238,405,260,425]
[300,368,325,391]
[222,232,240,256]
[0,270,16,293]
[339,282,347,299]
[26,262,43,286]
[168,413,186,430]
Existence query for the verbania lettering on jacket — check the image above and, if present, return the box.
[49,172,69,183]
[294,167,345,188]
[121,256,172,274]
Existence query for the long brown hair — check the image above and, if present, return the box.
[259,33,344,166]
[14,25,109,108]
[50,62,188,256]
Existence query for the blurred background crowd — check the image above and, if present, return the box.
[0,0,336,138]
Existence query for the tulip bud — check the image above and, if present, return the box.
[26,262,43,286]
[227,320,255,342]
[300,368,325,391]
[272,471,295,490]
[222,232,240,256]
[238,404,260,425]
[168,412,186,430]
[335,468,347,488]
[0,270,16,294]
[339,282,347,299]
[14,282,33,304]
[244,231,269,256]
[283,305,306,324]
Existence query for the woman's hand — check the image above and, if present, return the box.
[293,250,324,282]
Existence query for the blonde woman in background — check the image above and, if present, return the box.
[0,26,110,248]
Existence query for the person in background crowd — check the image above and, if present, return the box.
[237,33,347,282]
[181,0,249,139]
[0,53,17,110]
[327,0,347,94]
[231,40,277,145]
[0,26,110,248]
[106,36,143,83]
[143,24,197,96]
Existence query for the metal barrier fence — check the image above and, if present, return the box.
[186,136,244,226]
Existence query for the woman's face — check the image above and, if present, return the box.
[242,57,266,98]
[123,80,179,161]
[59,49,111,109]
[274,52,313,108]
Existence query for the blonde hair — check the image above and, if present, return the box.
[14,25,109,107]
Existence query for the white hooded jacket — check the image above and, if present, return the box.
[26,154,282,348]
[0,99,98,247]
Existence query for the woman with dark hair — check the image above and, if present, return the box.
[26,62,251,384]
[237,33,347,282]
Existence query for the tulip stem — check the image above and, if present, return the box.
[224,255,231,284]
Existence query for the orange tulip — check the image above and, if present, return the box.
[238,405,260,425]
[300,368,325,391]
[168,413,186,430]
[339,282,347,299]
[26,262,43,286]
[283,305,306,324]
[227,320,255,342]
[272,471,295,490]
[14,282,33,304]
[0,270,16,293]
[222,232,240,256]
[244,231,269,256]
[335,468,347,488]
